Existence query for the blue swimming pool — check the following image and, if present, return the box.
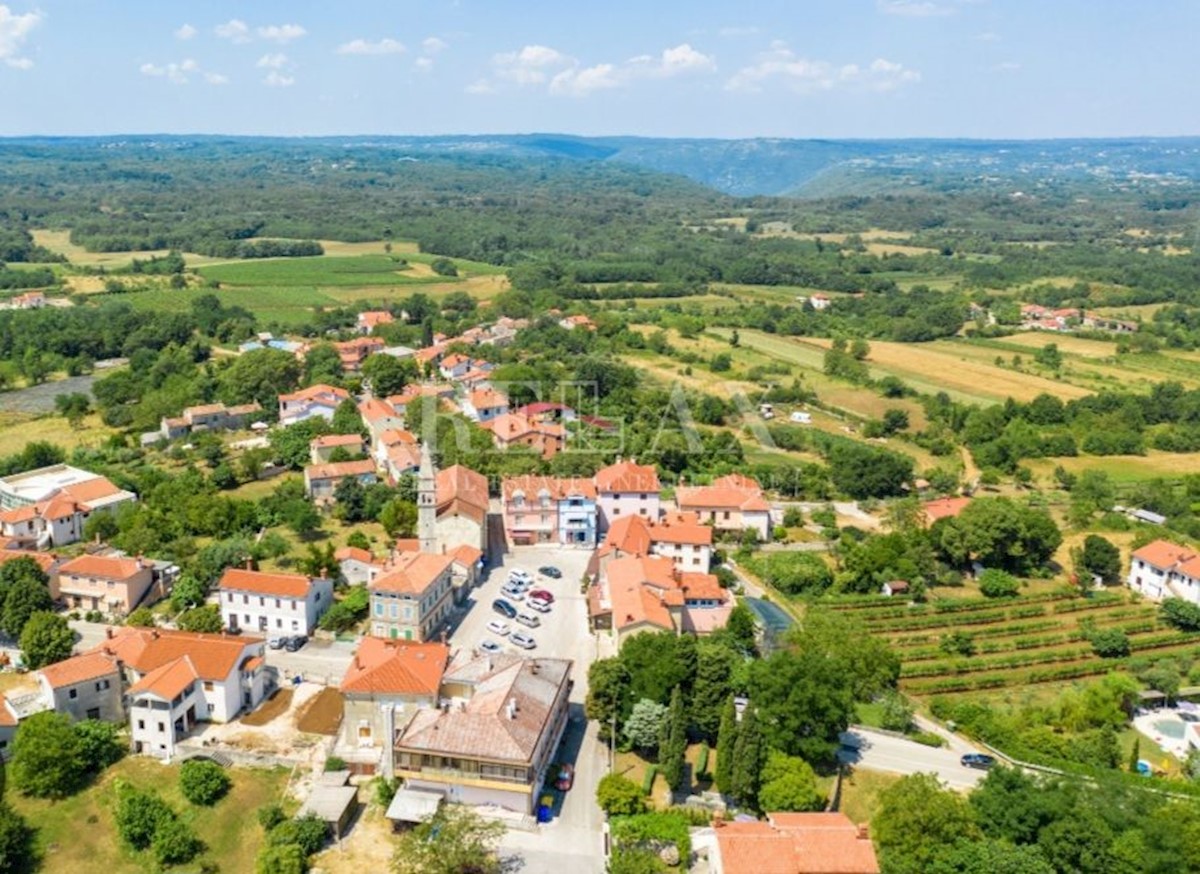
[1153,718,1186,740]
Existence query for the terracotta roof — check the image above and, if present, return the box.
[607,567,674,633]
[59,554,147,581]
[0,697,16,727]
[675,571,727,602]
[219,568,316,599]
[0,505,39,524]
[447,544,484,567]
[279,384,350,404]
[595,461,661,494]
[677,474,770,513]
[311,434,364,449]
[243,655,264,672]
[413,344,447,364]
[468,388,509,411]
[1132,539,1200,577]
[335,547,376,565]
[359,311,395,328]
[483,413,564,443]
[715,812,880,874]
[515,402,574,418]
[92,627,259,682]
[61,476,128,507]
[38,652,119,689]
[370,551,454,596]
[305,459,378,481]
[440,353,470,369]
[923,496,972,524]
[359,397,401,424]
[436,465,489,523]
[649,512,713,547]
[340,638,449,696]
[386,444,422,472]
[397,654,571,764]
[184,403,225,416]
[502,475,597,502]
[127,656,199,701]
[379,428,416,446]
[0,549,56,573]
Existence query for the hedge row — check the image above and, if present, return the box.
[900,646,1094,679]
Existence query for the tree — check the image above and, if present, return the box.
[218,348,302,409]
[928,839,1054,874]
[256,842,307,874]
[659,687,688,791]
[115,782,175,851]
[74,719,124,769]
[268,814,329,857]
[585,658,630,741]
[177,604,223,634]
[1089,628,1131,658]
[362,353,416,397]
[0,803,34,874]
[2,577,53,639]
[787,608,900,701]
[153,816,202,866]
[596,773,647,816]
[284,500,322,539]
[878,689,915,732]
[1161,597,1200,631]
[751,551,832,596]
[968,766,1059,846]
[935,498,1061,576]
[978,568,1021,598]
[715,696,738,795]
[11,712,87,798]
[1037,808,1116,874]
[330,397,366,436]
[333,475,367,522]
[125,607,156,627]
[874,773,982,874]
[83,510,119,543]
[379,498,417,538]
[1034,343,1062,372]
[690,639,739,741]
[392,806,504,874]
[623,699,668,755]
[170,573,207,612]
[179,759,232,805]
[1075,535,1121,585]
[19,612,74,669]
[757,751,824,812]
[729,704,764,807]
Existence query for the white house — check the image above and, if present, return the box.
[0,464,137,548]
[278,384,351,427]
[1128,539,1200,604]
[594,461,662,534]
[218,568,334,635]
[462,388,509,424]
[336,547,386,586]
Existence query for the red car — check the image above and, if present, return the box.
[554,763,574,791]
[529,589,555,603]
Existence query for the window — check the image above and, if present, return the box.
[291,620,299,631]
[275,599,281,608]
[87,707,100,720]
[374,602,384,617]
[259,596,265,606]
[157,722,166,732]
[208,704,215,714]
[613,507,620,516]
[68,688,78,700]
[242,594,248,604]
[95,679,110,691]
[137,720,145,730]
[227,593,234,602]
[203,681,214,692]
[276,618,283,628]
[723,511,731,521]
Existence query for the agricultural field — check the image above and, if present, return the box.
[828,589,1200,700]
[197,250,504,288]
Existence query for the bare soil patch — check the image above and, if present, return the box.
[296,686,344,735]
[240,687,294,726]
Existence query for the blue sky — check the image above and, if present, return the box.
[0,0,1195,139]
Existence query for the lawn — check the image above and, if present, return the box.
[838,769,902,823]
[0,412,116,457]
[10,757,288,873]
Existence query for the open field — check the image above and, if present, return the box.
[30,229,226,270]
[198,254,442,287]
[1026,451,1200,485]
[10,757,288,873]
[0,412,116,457]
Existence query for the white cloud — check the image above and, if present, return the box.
[878,0,953,16]
[256,52,288,69]
[214,18,250,42]
[204,71,229,85]
[0,5,41,70]
[975,31,1000,42]
[653,43,716,76]
[140,58,198,85]
[493,44,573,84]
[337,37,405,56]
[263,70,294,87]
[726,44,919,93]
[549,63,621,97]
[465,78,495,95]
[257,23,305,44]
[175,23,197,41]
[422,36,448,54]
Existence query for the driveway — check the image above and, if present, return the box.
[451,545,605,873]
[838,726,987,791]
[263,636,357,685]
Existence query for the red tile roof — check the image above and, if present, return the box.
[279,384,350,404]
[311,434,365,449]
[923,496,972,524]
[370,551,454,596]
[715,812,880,874]
[38,652,119,689]
[0,549,56,573]
[93,627,259,682]
[219,568,316,599]
[1132,539,1200,577]
[59,554,148,581]
[436,465,489,523]
[340,638,449,696]
[305,459,378,481]
[127,656,199,700]
[595,461,661,493]
[677,474,770,513]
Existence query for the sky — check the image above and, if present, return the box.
[0,0,1196,139]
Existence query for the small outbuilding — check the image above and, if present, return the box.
[384,786,444,830]
[298,772,358,840]
[881,580,910,597]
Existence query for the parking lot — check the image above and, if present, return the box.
[449,546,605,874]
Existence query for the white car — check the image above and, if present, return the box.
[508,569,533,584]
[500,585,526,601]
[527,597,551,613]
[510,632,536,650]
[486,620,510,637]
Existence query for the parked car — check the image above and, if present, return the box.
[554,763,575,791]
[538,566,562,579]
[492,598,518,618]
[516,611,541,628]
[527,597,552,613]
[267,637,286,650]
[508,568,533,584]
[510,632,537,650]
[500,585,526,601]
[960,753,996,770]
[505,577,530,591]
[486,620,511,637]
[528,589,555,603]
[480,639,502,654]
[283,635,307,652]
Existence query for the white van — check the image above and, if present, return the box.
[515,611,541,628]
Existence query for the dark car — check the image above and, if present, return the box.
[539,566,562,579]
[554,763,575,791]
[492,598,518,619]
[960,753,996,770]
[283,635,307,652]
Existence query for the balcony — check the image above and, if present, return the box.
[395,764,531,787]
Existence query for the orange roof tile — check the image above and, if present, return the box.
[502,475,597,502]
[595,461,661,493]
[219,568,316,599]
[358,310,395,327]
[358,397,400,424]
[335,547,375,565]
[649,512,713,547]
[38,652,119,689]
[677,475,770,513]
[92,627,259,682]
[379,428,416,446]
[0,505,39,524]
[340,638,449,695]
[127,656,199,700]
[715,812,880,874]
[279,383,350,404]
[923,496,972,524]
[468,388,508,411]
[0,549,56,573]
[370,551,454,596]
[59,554,147,581]
[305,459,377,481]
[1132,539,1196,569]
[448,544,483,567]
[311,434,365,449]
[60,476,127,506]
[436,465,489,522]
[0,697,15,727]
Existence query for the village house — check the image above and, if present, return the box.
[438,353,473,380]
[218,567,334,636]
[594,460,662,534]
[432,460,490,554]
[596,512,713,574]
[500,476,598,546]
[53,553,159,617]
[381,437,422,481]
[369,551,456,642]
[446,543,484,603]
[807,293,832,311]
[1128,539,1200,603]
[278,384,351,427]
[676,473,772,541]
[10,291,46,310]
[35,651,124,723]
[482,413,566,460]
[359,397,406,449]
[590,554,730,647]
[462,388,509,423]
[357,310,395,334]
[335,336,385,372]
[557,314,596,331]
[392,653,573,814]
[336,546,387,586]
[514,402,577,424]
[0,697,18,756]
[336,638,449,771]
[159,401,262,442]
[309,433,367,464]
[922,495,972,527]
[0,464,138,548]
[304,459,378,501]
[708,811,880,874]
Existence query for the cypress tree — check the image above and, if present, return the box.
[730,704,764,807]
[660,687,689,791]
[715,696,738,795]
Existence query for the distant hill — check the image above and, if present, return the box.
[5,133,1200,197]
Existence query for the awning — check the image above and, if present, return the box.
[385,787,444,824]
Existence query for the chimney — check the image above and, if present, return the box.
[105,627,114,639]
[354,654,361,671]
[857,824,870,841]
[712,811,725,829]
[150,630,159,639]
[506,699,518,720]
[244,558,253,571]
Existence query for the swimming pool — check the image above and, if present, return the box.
[1153,718,1186,739]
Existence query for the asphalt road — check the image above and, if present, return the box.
[838,726,987,791]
